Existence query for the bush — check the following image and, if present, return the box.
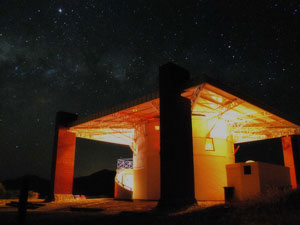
[0,183,6,195]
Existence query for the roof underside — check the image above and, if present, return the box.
[69,83,300,145]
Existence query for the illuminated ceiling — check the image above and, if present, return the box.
[68,82,300,145]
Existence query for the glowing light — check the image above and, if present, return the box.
[211,95,223,103]
[205,138,215,151]
[246,160,255,163]
[69,82,300,146]
[210,119,229,139]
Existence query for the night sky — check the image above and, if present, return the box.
[1,0,300,180]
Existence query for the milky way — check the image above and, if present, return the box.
[0,0,300,179]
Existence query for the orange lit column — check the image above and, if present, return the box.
[281,135,300,188]
[50,111,78,201]
[133,119,160,200]
[158,63,196,208]
[192,117,235,200]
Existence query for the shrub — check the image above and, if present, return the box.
[0,183,6,196]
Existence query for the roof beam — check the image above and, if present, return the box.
[191,85,204,110]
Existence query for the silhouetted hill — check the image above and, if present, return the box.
[1,169,116,198]
[73,169,116,197]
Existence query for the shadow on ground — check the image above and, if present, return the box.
[1,189,300,225]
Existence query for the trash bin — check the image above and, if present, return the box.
[224,187,234,202]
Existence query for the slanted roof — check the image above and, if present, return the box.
[68,78,300,145]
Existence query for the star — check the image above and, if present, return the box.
[0,0,299,181]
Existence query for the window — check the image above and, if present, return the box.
[205,138,215,151]
[244,165,251,175]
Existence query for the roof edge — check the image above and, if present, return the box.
[67,92,159,127]
[185,75,300,127]
[66,70,300,129]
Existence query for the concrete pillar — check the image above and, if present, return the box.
[158,62,196,208]
[133,119,160,200]
[50,111,77,201]
[281,135,300,188]
[192,117,235,200]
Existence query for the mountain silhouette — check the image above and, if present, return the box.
[1,169,116,198]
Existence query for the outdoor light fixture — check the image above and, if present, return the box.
[246,160,255,163]
[205,138,215,151]
[155,125,160,130]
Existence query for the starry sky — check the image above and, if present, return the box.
[0,0,300,180]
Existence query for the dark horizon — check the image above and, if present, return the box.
[0,137,286,181]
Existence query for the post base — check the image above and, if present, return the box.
[54,194,75,202]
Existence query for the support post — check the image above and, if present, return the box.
[18,178,28,225]
[158,62,196,209]
[50,111,77,201]
[281,135,300,188]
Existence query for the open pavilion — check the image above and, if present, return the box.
[50,63,300,205]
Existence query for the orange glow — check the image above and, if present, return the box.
[282,136,297,188]
[53,79,300,202]
[129,141,137,153]
[205,138,215,151]
[69,82,300,145]
[234,145,240,155]
[54,128,76,195]
[192,117,234,200]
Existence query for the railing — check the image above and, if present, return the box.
[117,158,133,169]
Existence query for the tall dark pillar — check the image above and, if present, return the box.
[50,111,78,201]
[282,135,300,188]
[158,62,196,209]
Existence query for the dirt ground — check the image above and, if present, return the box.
[2,190,300,225]
[0,198,225,225]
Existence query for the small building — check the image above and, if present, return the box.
[50,63,300,204]
[226,162,291,201]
